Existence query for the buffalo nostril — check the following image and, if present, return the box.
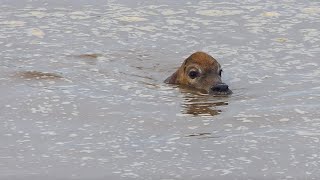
[211,84,229,92]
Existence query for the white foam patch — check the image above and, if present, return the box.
[196,10,243,16]
[296,131,320,136]
[0,21,26,27]
[302,7,320,14]
[116,16,148,22]
[41,131,57,136]
[294,108,307,114]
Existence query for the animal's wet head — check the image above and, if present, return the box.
[166,52,232,96]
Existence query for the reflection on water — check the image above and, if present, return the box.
[68,54,102,65]
[179,87,229,116]
[75,54,102,59]
[17,71,63,80]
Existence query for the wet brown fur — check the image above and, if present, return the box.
[165,51,225,94]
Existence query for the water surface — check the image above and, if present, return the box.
[1,0,320,179]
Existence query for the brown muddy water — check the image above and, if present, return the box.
[1,0,320,179]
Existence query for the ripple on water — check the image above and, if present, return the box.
[17,71,63,80]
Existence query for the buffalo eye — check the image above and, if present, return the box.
[188,70,199,79]
[219,69,223,77]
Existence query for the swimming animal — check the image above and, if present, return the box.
[165,52,232,95]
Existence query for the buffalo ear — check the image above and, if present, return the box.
[164,70,179,84]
